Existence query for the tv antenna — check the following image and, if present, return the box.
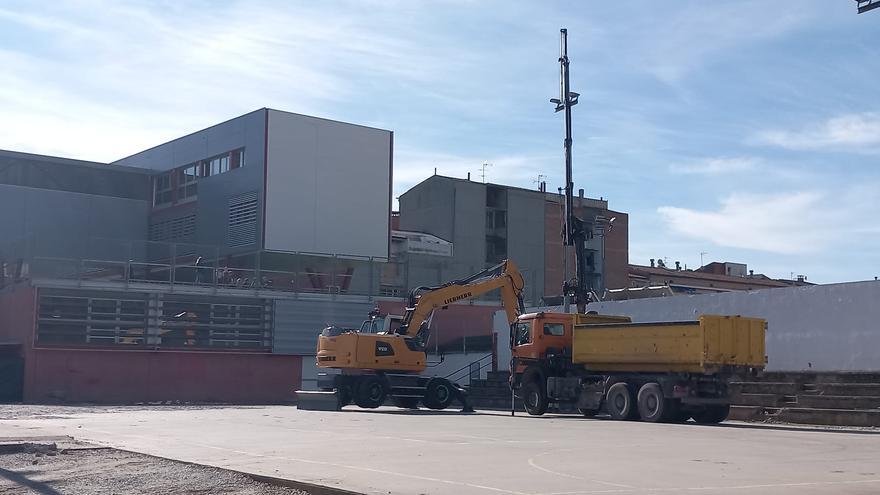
[480,161,492,183]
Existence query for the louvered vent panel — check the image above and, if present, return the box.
[149,215,196,242]
[228,191,258,247]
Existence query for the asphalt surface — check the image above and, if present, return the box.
[1,405,879,495]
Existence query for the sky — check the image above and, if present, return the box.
[1,1,878,283]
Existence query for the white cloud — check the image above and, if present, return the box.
[756,113,880,152]
[0,2,487,162]
[669,157,758,175]
[657,191,827,254]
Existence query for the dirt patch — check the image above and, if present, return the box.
[0,448,310,494]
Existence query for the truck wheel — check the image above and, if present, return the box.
[692,404,730,424]
[424,379,455,410]
[523,381,548,416]
[393,397,421,409]
[637,383,670,422]
[355,376,387,408]
[606,382,637,420]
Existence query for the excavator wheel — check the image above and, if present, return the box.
[354,376,388,409]
[423,378,455,410]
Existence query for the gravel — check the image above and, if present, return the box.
[0,448,310,495]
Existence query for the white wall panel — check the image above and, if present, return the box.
[265,110,391,259]
[586,281,880,371]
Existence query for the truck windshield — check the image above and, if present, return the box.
[513,322,531,346]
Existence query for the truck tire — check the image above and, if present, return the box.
[637,382,670,423]
[424,379,455,410]
[355,376,387,409]
[606,382,637,420]
[523,381,548,416]
[692,404,730,424]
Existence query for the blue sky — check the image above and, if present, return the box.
[1,1,877,283]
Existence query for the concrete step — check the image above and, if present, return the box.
[487,370,510,381]
[762,372,880,384]
[795,395,880,410]
[728,405,880,427]
[732,393,783,407]
[814,383,880,396]
[730,382,801,395]
[780,407,880,427]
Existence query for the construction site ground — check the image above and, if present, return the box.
[1,405,879,495]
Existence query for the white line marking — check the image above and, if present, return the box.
[526,450,632,489]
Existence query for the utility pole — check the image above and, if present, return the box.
[550,28,582,313]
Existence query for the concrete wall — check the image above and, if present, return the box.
[587,280,880,371]
[114,109,268,252]
[506,189,545,305]
[0,184,149,260]
[264,110,391,259]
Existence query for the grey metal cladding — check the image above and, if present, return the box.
[227,191,259,247]
[273,299,373,355]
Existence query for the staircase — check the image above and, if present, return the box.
[467,371,521,411]
[730,372,880,427]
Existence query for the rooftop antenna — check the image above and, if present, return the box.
[533,174,547,190]
[480,161,492,183]
[700,251,708,268]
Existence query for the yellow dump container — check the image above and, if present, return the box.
[572,315,766,374]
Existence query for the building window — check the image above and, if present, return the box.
[176,165,198,201]
[231,149,246,169]
[154,173,172,206]
[486,235,507,264]
[207,155,230,176]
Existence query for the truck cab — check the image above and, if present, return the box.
[511,312,631,375]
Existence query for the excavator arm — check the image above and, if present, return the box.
[396,259,526,349]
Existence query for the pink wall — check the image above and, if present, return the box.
[1,284,302,404]
[25,349,301,404]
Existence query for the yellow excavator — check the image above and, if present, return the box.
[296,259,525,411]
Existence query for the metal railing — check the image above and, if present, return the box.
[1,234,541,304]
[444,353,494,386]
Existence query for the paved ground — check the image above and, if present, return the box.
[1,405,879,495]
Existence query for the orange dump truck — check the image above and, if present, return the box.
[511,312,767,423]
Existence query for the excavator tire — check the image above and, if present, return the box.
[423,378,455,410]
[355,376,387,409]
